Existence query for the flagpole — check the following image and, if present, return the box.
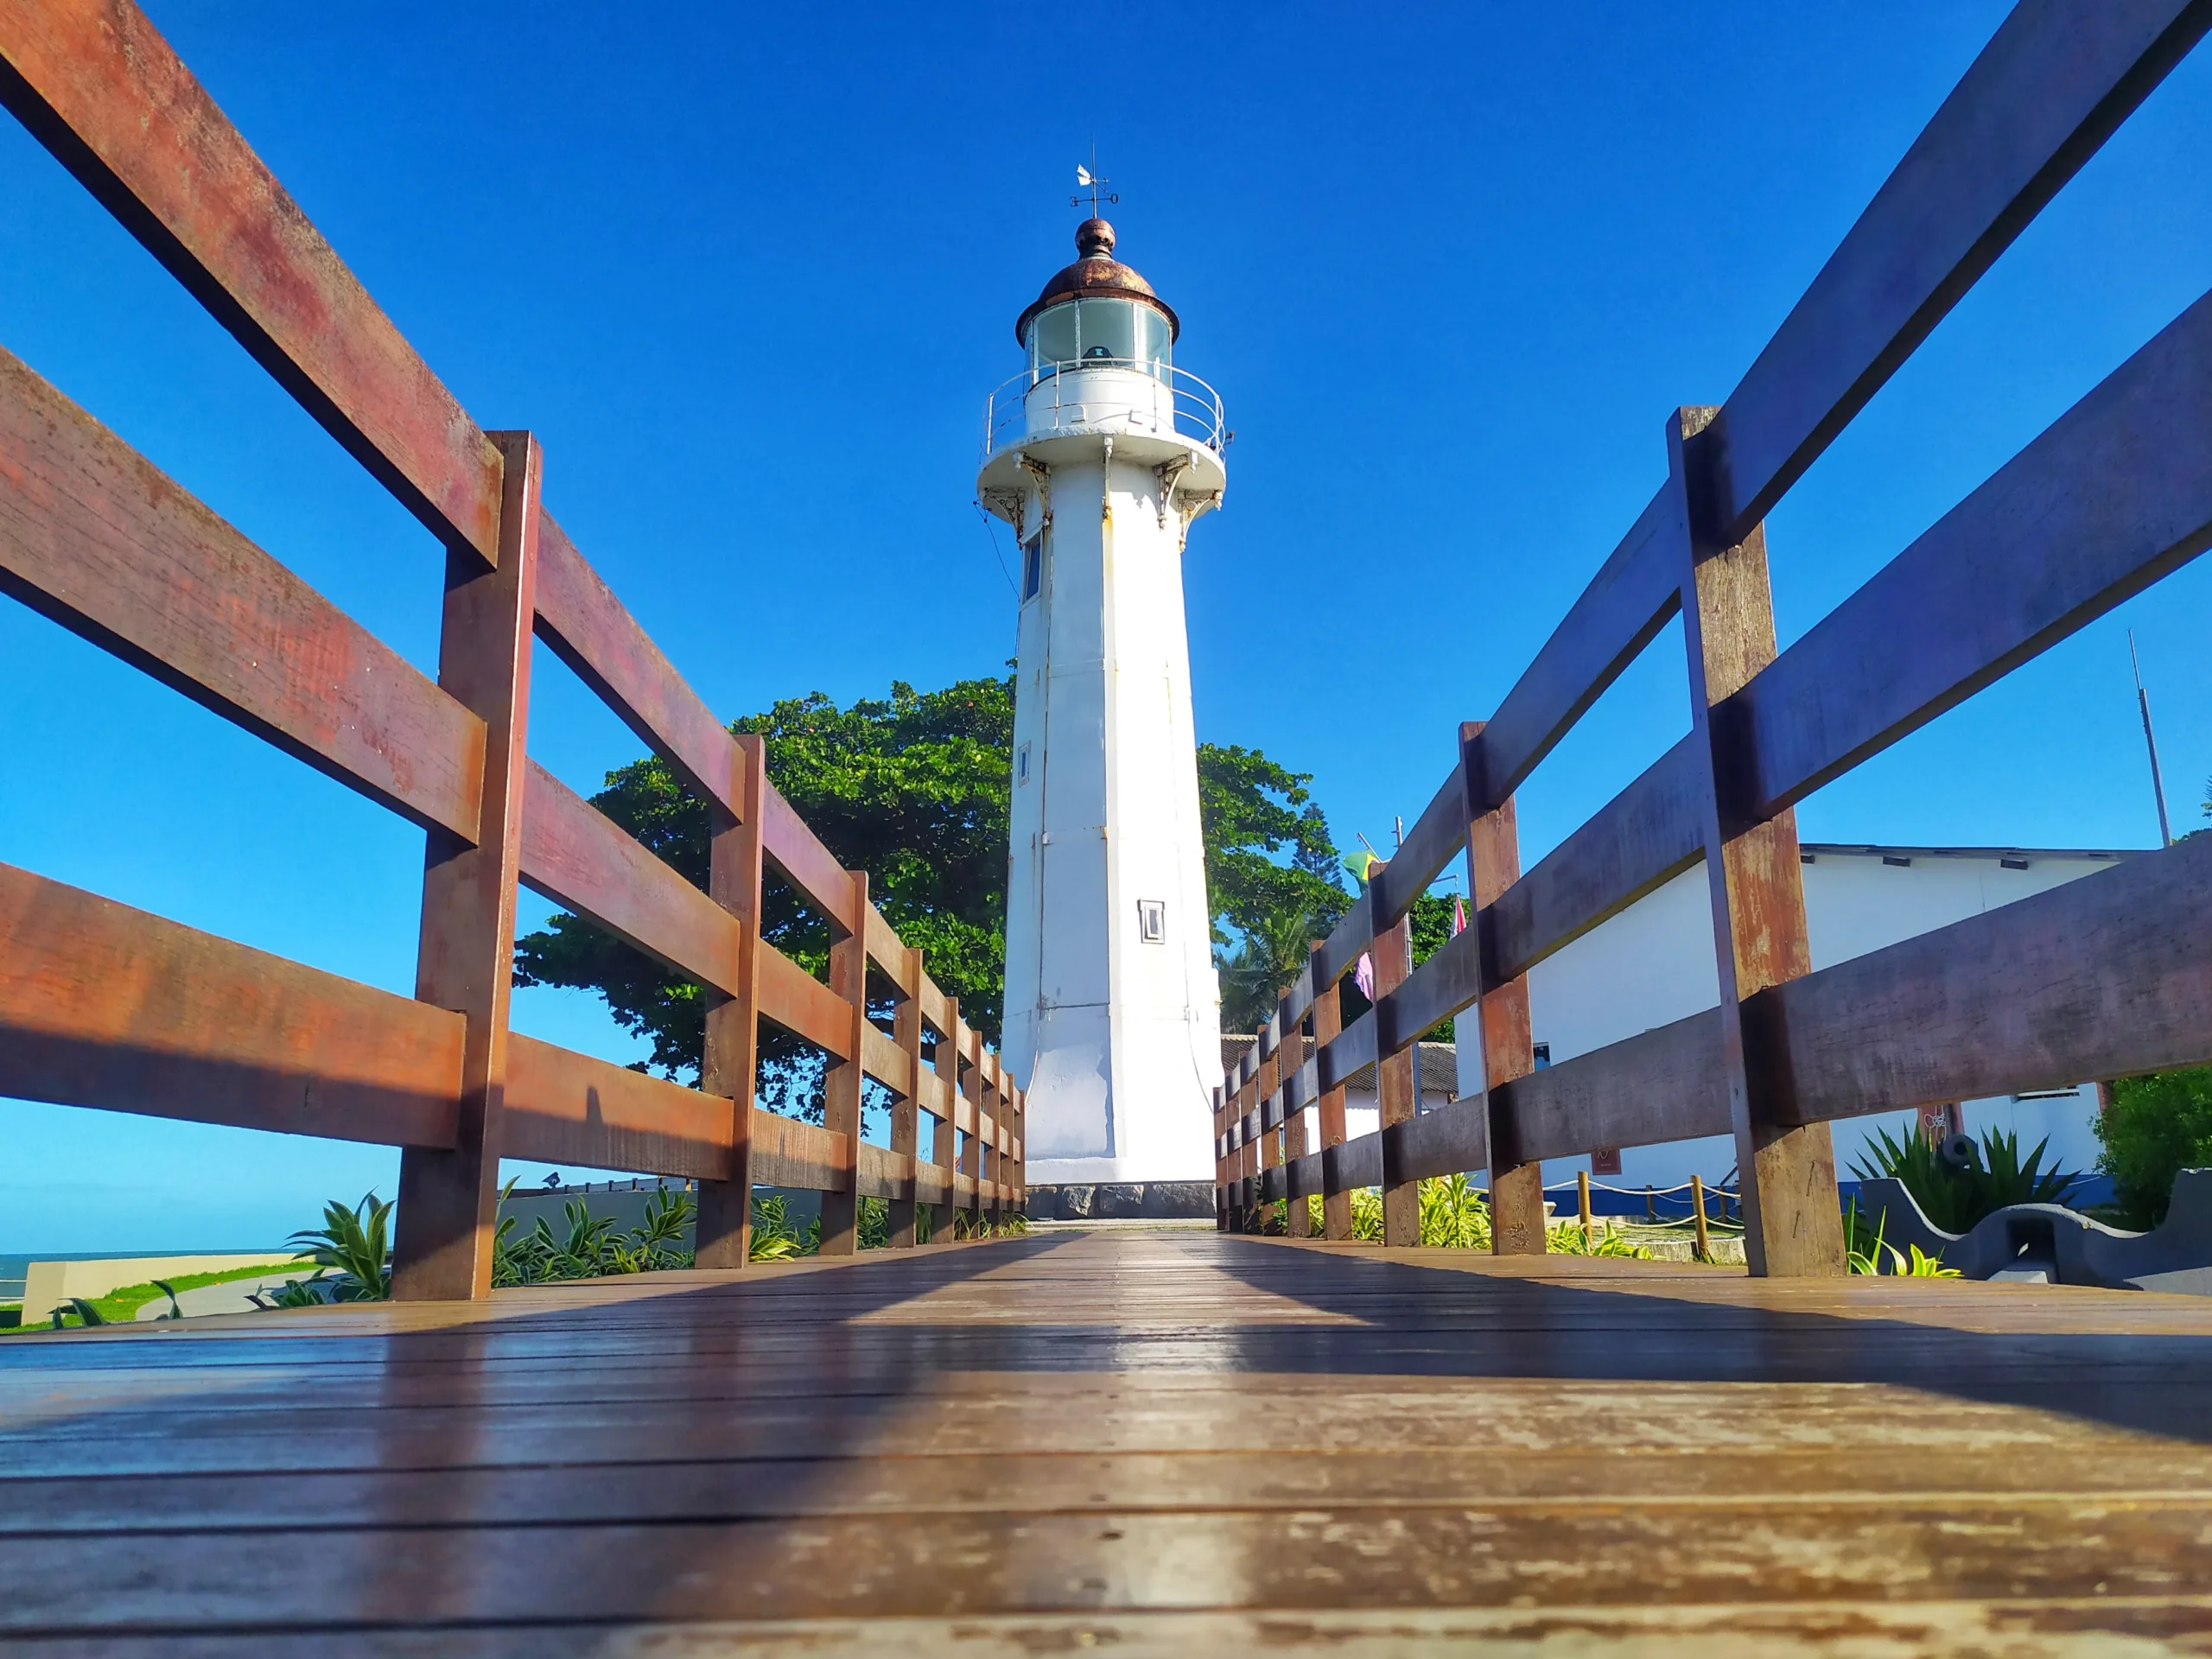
[2130,631,2173,849]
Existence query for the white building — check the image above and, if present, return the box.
[1471,843,2129,1189]
[979,219,1228,1186]
[1254,845,2126,1189]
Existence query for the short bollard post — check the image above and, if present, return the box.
[1577,1169,1592,1248]
[1692,1174,1712,1263]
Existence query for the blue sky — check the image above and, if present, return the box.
[3,3,2208,1251]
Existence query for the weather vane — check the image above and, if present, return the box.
[1071,143,1118,216]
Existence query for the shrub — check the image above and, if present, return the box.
[2094,1067,2212,1229]
[1844,1195,1959,1277]
[1301,1180,1649,1256]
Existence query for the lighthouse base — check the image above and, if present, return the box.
[1022,1181,1216,1222]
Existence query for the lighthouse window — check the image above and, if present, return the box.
[1020,531,1043,601]
[1137,899,1166,944]
[1030,303,1079,372]
[1016,743,1031,785]
[1075,298,1139,367]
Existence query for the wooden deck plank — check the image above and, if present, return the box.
[3,1231,2211,1648]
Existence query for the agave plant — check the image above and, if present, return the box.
[1851,1123,2082,1235]
[48,1296,106,1330]
[285,1192,394,1301]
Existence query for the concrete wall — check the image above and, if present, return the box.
[22,1251,293,1314]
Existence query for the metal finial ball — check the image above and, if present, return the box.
[1076,218,1116,258]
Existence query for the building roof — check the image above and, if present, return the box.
[1014,219,1180,346]
[1799,842,2139,863]
[1221,1033,1460,1097]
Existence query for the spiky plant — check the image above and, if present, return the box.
[285,1192,394,1301]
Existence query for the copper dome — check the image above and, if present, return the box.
[1014,219,1180,346]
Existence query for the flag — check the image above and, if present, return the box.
[1344,849,1382,890]
[1354,952,1374,1001]
[1452,893,1468,937]
[1077,164,1094,187]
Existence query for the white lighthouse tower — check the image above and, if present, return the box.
[978,217,1227,1189]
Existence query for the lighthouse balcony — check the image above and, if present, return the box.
[982,360,1227,464]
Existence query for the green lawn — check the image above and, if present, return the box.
[15,1260,309,1332]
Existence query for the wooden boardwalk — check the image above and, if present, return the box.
[5,1231,2212,1653]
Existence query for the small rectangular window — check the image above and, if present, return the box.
[1016,742,1031,785]
[1532,1042,1552,1069]
[1021,532,1043,601]
[1136,899,1166,943]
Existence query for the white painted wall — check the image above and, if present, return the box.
[1452,847,2129,1191]
[990,362,1224,1185]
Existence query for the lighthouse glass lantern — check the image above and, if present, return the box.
[976,218,1230,1192]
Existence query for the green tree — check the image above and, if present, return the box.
[516,674,1450,1103]
[514,678,1013,1111]
[1195,744,1350,948]
[2094,1067,2212,1228]
[1196,745,1355,1032]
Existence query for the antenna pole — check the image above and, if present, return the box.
[2130,631,2173,849]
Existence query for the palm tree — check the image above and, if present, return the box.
[1217,905,1322,1032]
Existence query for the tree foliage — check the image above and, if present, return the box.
[514,678,1013,1109]
[1195,744,1348,949]
[514,672,1465,1103]
[2094,1067,2212,1228]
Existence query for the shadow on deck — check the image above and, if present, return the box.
[3,1230,2211,1654]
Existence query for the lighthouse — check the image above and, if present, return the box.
[977,218,1228,1190]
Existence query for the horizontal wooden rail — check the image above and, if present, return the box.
[504,1034,734,1181]
[1711,0,2212,542]
[1227,6,2212,1275]
[0,0,1026,1300]
[0,860,462,1148]
[0,0,505,562]
[532,514,741,823]
[1268,832,2212,1206]
[1494,737,1705,981]
[1736,289,2212,819]
[0,346,485,840]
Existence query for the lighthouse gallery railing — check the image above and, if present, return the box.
[982,360,1228,461]
[0,0,1022,1299]
[1215,0,2212,1275]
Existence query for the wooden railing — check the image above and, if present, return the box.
[0,0,1021,1300]
[1216,0,2212,1276]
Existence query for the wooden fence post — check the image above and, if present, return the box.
[1255,1022,1280,1229]
[1221,1084,1238,1238]
[1460,720,1547,1256]
[1010,1081,1025,1218]
[1374,906,1419,1248]
[957,1020,982,1233]
[929,998,961,1243]
[392,430,540,1302]
[888,943,924,1249]
[1669,405,1845,1278]
[1236,1061,1258,1230]
[1313,953,1352,1241]
[1285,1010,1311,1237]
[982,1057,1001,1231]
[696,732,766,1269]
[817,870,869,1256]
